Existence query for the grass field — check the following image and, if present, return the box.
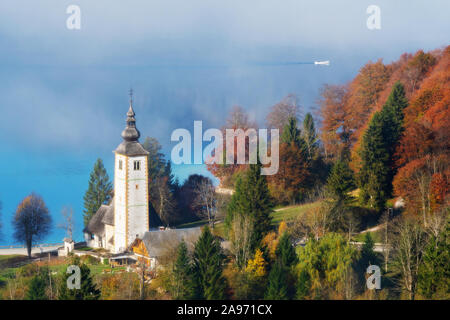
[270,201,322,225]
[175,201,323,239]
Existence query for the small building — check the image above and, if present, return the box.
[130,227,202,269]
[83,202,115,251]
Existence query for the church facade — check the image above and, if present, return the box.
[84,96,150,253]
[83,94,202,261]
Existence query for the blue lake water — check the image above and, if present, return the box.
[0,144,213,246]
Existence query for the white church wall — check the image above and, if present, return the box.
[126,155,149,245]
[114,154,128,253]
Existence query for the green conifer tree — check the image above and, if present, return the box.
[417,220,449,299]
[281,116,306,152]
[26,274,48,300]
[275,232,298,268]
[326,160,356,201]
[265,261,288,300]
[58,256,101,300]
[193,226,226,299]
[173,240,195,299]
[227,162,274,249]
[358,82,407,211]
[302,112,318,161]
[83,158,112,226]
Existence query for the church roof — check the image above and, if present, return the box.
[139,227,202,257]
[101,200,114,226]
[83,205,108,236]
[114,141,149,156]
[114,94,149,157]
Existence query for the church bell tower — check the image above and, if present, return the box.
[113,91,149,253]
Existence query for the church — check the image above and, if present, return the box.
[83,94,201,258]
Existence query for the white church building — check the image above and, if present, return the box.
[83,94,201,256]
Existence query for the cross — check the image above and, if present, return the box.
[129,88,133,103]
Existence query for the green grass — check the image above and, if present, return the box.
[0,255,21,261]
[176,201,324,239]
[270,201,322,225]
[353,230,384,243]
[176,219,209,229]
[76,247,94,251]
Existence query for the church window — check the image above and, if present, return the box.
[134,160,141,171]
[118,160,123,170]
[135,184,139,189]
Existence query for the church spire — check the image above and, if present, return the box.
[121,89,141,142]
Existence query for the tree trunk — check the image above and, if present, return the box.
[26,238,32,258]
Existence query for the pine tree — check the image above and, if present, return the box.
[142,136,166,181]
[360,232,379,267]
[280,116,306,151]
[26,274,48,300]
[193,226,226,299]
[417,221,449,299]
[172,240,195,299]
[227,162,274,249]
[275,232,298,268]
[302,112,318,161]
[58,256,101,300]
[296,268,311,299]
[358,82,408,211]
[83,158,112,226]
[326,160,356,201]
[264,261,288,300]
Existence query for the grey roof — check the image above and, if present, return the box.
[83,205,108,236]
[139,227,202,257]
[114,141,149,156]
[101,199,114,226]
[114,101,149,156]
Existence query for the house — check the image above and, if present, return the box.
[130,227,202,269]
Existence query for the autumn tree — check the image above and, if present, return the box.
[266,94,301,134]
[193,177,217,226]
[318,84,350,160]
[13,193,52,258]
[143,137,178,226]
[269,117,310,204]
[83,158,112,226]
[207,106,256,187]
[58,206,74,240]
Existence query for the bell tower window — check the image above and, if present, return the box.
[134,160,141,171]
[118,159,123,170]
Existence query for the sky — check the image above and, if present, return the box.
[0,0,449,244]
